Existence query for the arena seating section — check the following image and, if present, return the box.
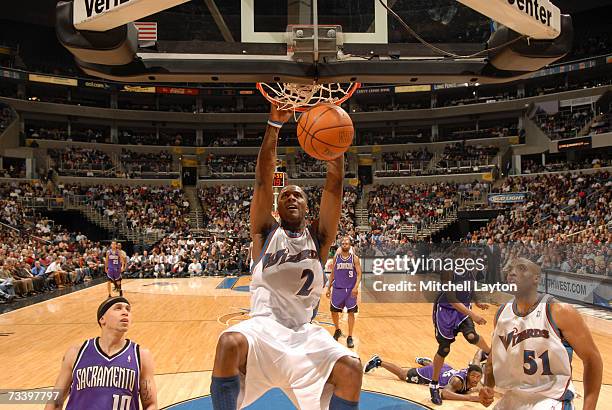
[1,10,611,304]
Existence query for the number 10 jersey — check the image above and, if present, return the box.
[66,338,140,410]
[250,224,324,331]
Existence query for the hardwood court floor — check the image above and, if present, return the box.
[0,277,610,409]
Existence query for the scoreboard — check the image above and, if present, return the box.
[273,172,285,188]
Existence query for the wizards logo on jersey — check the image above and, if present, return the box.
[499,327,550,350]
[262,249,319,270]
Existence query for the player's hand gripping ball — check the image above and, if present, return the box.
[297,103,354,161]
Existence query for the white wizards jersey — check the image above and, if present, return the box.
[250,225,324,330]
[492,294,574,401]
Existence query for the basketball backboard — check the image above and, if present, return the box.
[58,0,573,84]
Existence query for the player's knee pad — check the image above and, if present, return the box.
[437,340,452,357]
[465,331,480,345]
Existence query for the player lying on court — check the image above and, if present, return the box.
[210,104,362,409]
[364,353,494,406]
[326,236,362,348]
[45,297,158,410]
[485,258,602,410]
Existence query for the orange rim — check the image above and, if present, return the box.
[256,82,361,112]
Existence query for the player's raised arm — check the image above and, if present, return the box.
[44,345,80,410]
[440,268,487,325]
[316,155,344,254]
[250,105,292,239]
[550,302,602,410]
[326,253,337,298]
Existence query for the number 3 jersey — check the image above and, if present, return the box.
[491,294,574,401]
[250,225,324,330]
[66,338,140,410]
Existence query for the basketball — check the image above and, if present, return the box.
[297,103,354,161]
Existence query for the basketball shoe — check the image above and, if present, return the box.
[364,355,382,374]
[333,329,342,340]
[415,356,433,366]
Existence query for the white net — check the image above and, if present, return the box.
[257,82,360,112]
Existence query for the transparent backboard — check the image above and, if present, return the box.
[148,0,492,48]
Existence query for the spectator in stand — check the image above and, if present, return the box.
[0,104,15,131]
[536,106,595,140]
[367,182,461,240]
[293,151,354,178]
[120,149,176,177]
[188,260,203,276]
[522,156,610,174]
[60,184,191,236]
[203,154,257,178]
[466,171,610,275]
[0,265,16,302]
[45,257,69,288]
[49,147,114,176]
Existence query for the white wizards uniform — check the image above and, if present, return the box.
[223,224,356,409]
[492,294,574,410]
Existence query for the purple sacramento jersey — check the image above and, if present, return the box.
[331,253,357,311]
[333,253,356,289]
[433,270,475,339]
[66,338,140,410]
[107,250,122,281]
[416,364,470,392]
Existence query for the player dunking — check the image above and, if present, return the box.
[210,104,362,409]
[326,236,362,348]
[106,241,125,298]
[485,258,602,409]
[45,297,157,410]
[429,252,491,405]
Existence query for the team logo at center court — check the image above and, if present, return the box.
[218,309,250,326]
[218,308,336,328]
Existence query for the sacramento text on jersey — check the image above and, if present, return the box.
[372,280,516,293]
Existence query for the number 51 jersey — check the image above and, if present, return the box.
[491,294,574,401]
[250,225,324,330]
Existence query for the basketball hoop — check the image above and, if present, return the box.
[256,82,361,112]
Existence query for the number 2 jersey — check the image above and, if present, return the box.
[66,338,140,410]
[250,224,324,330]
[491,294,574,401]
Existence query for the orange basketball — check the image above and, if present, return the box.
[297,103,354,161]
